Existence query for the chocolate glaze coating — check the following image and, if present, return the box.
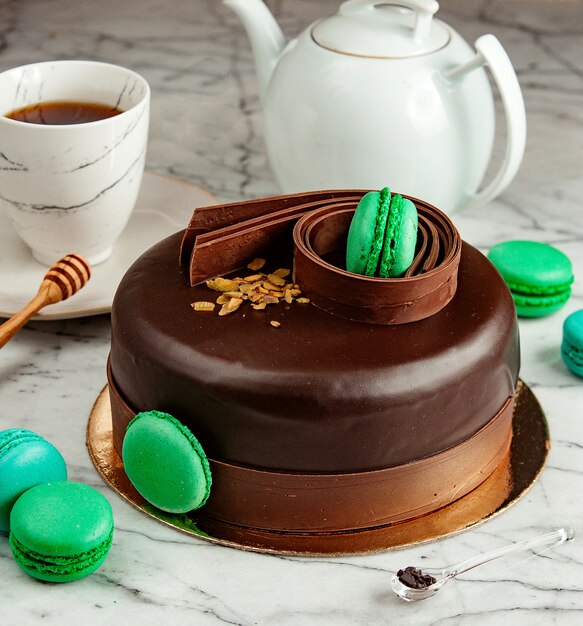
[110,231,519,473]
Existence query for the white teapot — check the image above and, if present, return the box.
[224,0,526,213]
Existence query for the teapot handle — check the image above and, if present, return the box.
[445,34,526,211]
[340,0,438,41]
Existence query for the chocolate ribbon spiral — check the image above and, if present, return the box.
[180,190,462,325]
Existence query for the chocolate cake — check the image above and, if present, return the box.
[108,191,519,544]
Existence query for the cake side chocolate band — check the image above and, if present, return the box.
[107,359,514,533]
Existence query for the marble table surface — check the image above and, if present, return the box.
[1,0,582,624]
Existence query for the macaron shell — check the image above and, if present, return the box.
[9,481,113,582]
[562,310,583,377]
[378,195,418,278]
[513,290,572,318]
[488,240,573,317]
[0,429,67,532]
[488,241,573,294]
[122,411,212,514]
[9,532,111,583]
[346,189,391,276]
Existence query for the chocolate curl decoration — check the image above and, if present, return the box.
[180,191,462,325]
[179,190,361,269]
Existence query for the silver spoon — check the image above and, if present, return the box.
[391,527,575,602]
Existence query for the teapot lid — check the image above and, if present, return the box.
[311,0,450,59]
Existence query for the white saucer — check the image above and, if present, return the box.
[0,171,217,320]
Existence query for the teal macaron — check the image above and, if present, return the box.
[9,481,114,582]
[122,410,212,514]
[487,240,574,317]
[0,428,67,532]
[562,310,583,378]
[346,187,418,278]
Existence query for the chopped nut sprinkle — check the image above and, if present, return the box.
[267,273,286,287]
[227,297,243,311]
[247,257,266,271]
[192,301,215,312]
[218,300,241,316]
[244,274,264,283]
[192,261,309,320]
[206,277,240,292]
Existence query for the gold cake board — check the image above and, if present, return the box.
[86,380,548,557]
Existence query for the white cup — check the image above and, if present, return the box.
[0,60,150,265]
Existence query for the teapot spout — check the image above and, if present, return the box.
[224,0,286,100]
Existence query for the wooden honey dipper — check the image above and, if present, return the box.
[0,254,91,348]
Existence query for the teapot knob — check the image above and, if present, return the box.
[339,0,439,42]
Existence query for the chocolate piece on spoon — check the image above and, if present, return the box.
[391,527,575,602]
[0,254,91,348]
[397,566,437,590]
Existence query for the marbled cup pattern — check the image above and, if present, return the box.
[0,61,149,265]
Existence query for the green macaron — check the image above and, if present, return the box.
[562,309,583,378]
[9,481,113,583]
[487,240,574,317]
[0,428,67,532]
[346,187,418,278]
[122,410,212,514]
